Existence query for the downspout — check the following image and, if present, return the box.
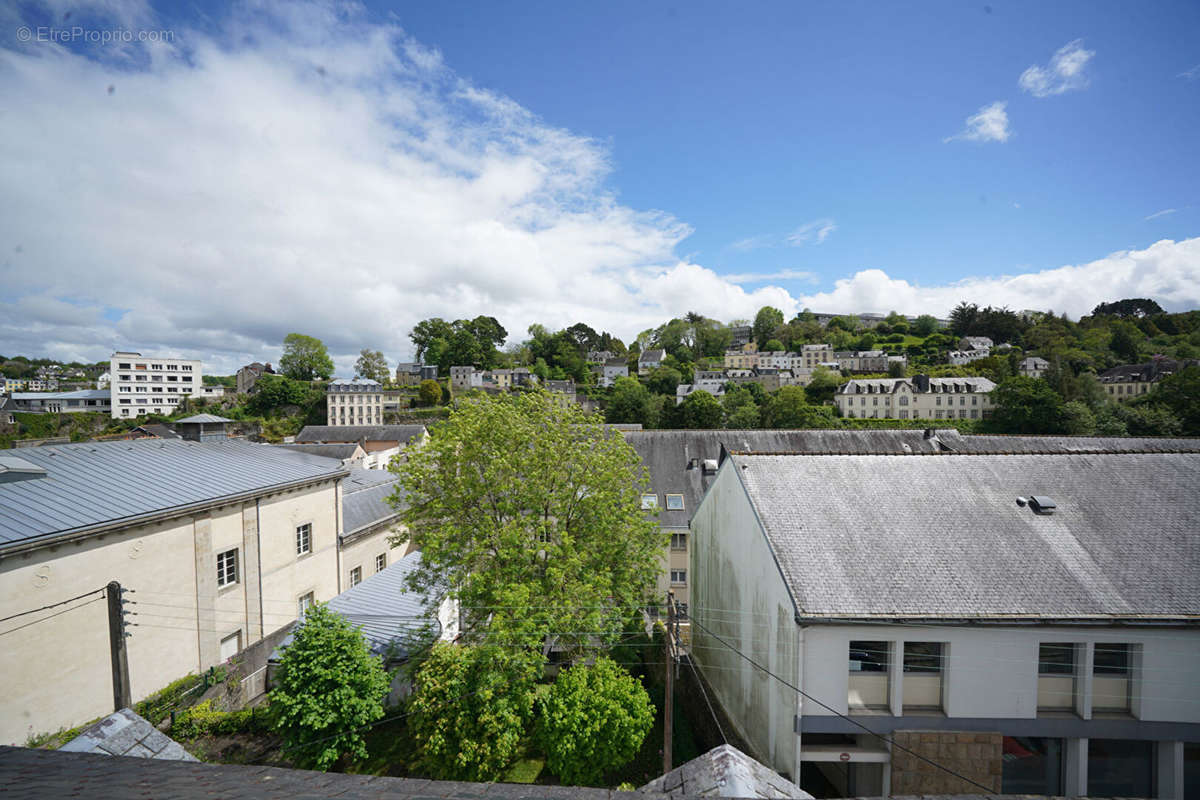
[794,622,804,781]
[255,498,264,639]
[335,480,342,595]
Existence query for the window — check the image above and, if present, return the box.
[219,631,241,661]
[349,566,362,587]
[118,362,131,369]
[217,548,238,587]
[848,641,889,710]
[375,553,387,572]
[902,642,944,710]
[670,568,686,585]
[641,493,658,510]
[670,533,687,550]
[1038,643,1077,711]
[1002,737,1064,795]
[1093,643,1133,712]
[298,592,315,616]
[295,523,311,555]
[665,493,684,510]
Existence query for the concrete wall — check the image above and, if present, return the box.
[339,522,410,590]
[690,460,801,780]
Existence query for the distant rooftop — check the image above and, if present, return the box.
[60,709,196,762]
[295,425,426,445]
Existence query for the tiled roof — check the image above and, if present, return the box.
[642,745,811,798]
[60,708,196,761]
[295,425,427,445]
[730,451,1200,620]
[0,439,347,549]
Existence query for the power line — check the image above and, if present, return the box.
[0,587,105,624]
[0,596,105,637]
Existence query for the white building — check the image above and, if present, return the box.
[96,371,111,389]
[449,366,482,390]
[835,375,996,421]
[960,336,994,351]
[690,447,1200,798]
[109,352,203,419]
[948,349,992,365]
[326,378,382,426]
[4,389,112,415]
[600,357,630,388]
[1019,356,1050,378]
[638,348,665,376]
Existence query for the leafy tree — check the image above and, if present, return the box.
[411,317,508,373]
[538,658,654,785]
[390,391,663,656]
[804,367,843,405]
[887,360,907,378]
[1091,298,1165,318]
[1148,365,1200,435]
[752,306,785,349]
[762,385,837,428]
[988,377,1067,434]
[268,604,391,770]
[279,333,334,381]
[247,374,313,415]
[1061,400,1097,435]
[679,390,723,429]
[722,386,761,429]
[646,366,683,397]
[354,349,389,383]
[949,302,981,337]
[605,376,654,426]
[763,338,785,352]
[1110,322,1143,363]
[409,644,539,782]
[911,314,940,337]
[418,379,442,407]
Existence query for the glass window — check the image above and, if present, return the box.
[670,533,687,550]
[849,641,888,672]
[903,642,943,673]
[295,523,311,555]
[1039,643,1075,674]
[665,493,684,510]
[298,592,314,616]
[1002,737,1063,795]
[1094,643,1130,675]
[217,548,238,587]
[848,641,890,710]
[349,566,362,587]
[1088,739,1153,798]
[670,569,686,585]
[641,493,658,510]
[375,553,387,572]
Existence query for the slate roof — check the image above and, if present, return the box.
[278,442,363,461]
[0,746,655,799]
[134,423,181,440]
[295,425,427,445]
[342,468,405,536]
[60,708,196,761]
[0,439,347,549]
[641,745,812,799]
[174,413,233,424]
[728,451,1200,620]
[641,349,666,361]
[9,389,111,401]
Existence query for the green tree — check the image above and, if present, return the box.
[988,377,1067,434]
[279,333,334,381]
[646,366,683,397]
[605,376,654,426]
[887,360,907,378]
[418,379,442,407]
[722,386,761,429]
[246,374,312,415]
[1061,400,1097,435]
[912,314,940,337]
[354,349,389,383]
[409,643,539,782]
[762,385,837,428]
[763,338,785,352]
[1110,322,1143,363]
[268,605,391,770]
[389,391,663,656]
[1147,365,1200,435]
[538,657,654,785]
[804,367,842,405]
[752,306,785,349]
[1091,298,1165,318]
[679,390,724,429]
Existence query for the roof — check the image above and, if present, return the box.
[295,425,426,445]
[838,376,996,395]
[728,451,1200,620]
[641,348,666,361]
[1020,356,1050,367]
[134,423,181,439]
[0,746,647,799]
[174,414,233,424]
[278,443,363,461]
[0,439,347,550]
[329,377,382,387]
[641,745,811,799]
[59,708,197,761]
[9,389,110,401]
[342,468,405,535]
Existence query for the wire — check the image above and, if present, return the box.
[0,587,105,624]
[682,648,726,745]
[0,597,105,637]
[688,615,997,794]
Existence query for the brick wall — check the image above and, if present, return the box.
[890,730,1002,794]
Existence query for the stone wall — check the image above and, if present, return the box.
[890,730,1002,794]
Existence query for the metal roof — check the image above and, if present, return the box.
[295,425,427,445]
[278,443,364,461]
[173,414,233,424]
[0,439,347,549]
[9,390,111,401]
[342,468,405,536]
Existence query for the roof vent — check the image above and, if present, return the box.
[702,458,719,474]
[1029,496,1056,514]
[0,456,49,484]
[1015,496,1028,507]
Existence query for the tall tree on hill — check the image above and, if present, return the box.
[353,349,388,383]
[1091,298,1165,318]
[753,306,785,349]
[410,316,508,372]
[279,333,334,381]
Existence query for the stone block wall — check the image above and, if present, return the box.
[889,730,1002,794]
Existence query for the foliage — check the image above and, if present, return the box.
[537,657,655,785]
[762,386,837,428]
[763,338,785,352]
[133,671,215,725]
[988,377,1066,434]
[1091,298,1165,318]
[279,333,334,381]
[354,349,389,383]
[803,367,844,405]
[677,390,723,428]
[752,306,784,349]
[604,376,655,426]
[1150,365,1200,435]
[170,700,264,740]
[646,366,682,397]
[269,604,391,770]
[887,360,907,378]
[417,379,442,407]
[721,386,761,429]
[911,314,940,336]
[410,316,508,373]
[245,374,314,415]
[408,643,540,782]
[390,390,663,656]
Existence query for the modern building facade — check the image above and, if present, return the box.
[326,378,383,426]
[3,390,111,415]
[108,352,203,418]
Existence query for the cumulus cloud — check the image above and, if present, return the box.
[1019,39,1095,97]
[945,101,1011,144]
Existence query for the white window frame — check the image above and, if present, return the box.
[295,523,312,556]
[670,568,686,586]
[375,553,387,573]
[349,566,362,587]
[670,533,687,551]
[665,493,685,511]
[298,592,315,617]
[216,548,239,588]
[641,493,658,510]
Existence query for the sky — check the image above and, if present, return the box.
[1,0,1198,375]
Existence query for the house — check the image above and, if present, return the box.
[758,351,791,370]
[1019,356,1050,378]
[959,336,994,351]
[338,467,412,590]
[294,424,427,470]
[947,349,991,365]
[198,385,228,399]
[835,375,996,420]
[543,379,576,403]
[449,365,481,390]
[723,349,760,370]
[235,362,273,394]
[96,371,111,389]
[393,363,438,386]
[798,344,834,370]
[4,389,112,415]
[690,444,1200,797]
[278,442,366,467]
[639,348,666,376]
[0,439,360,744]
[1096,357,1196,401]
[326,378,383,426]
[600,357,629,388]
[108,352,203,419]
[587,349,615,363]
[675,381,727,405]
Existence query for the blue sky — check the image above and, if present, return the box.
[1,0,1198,371]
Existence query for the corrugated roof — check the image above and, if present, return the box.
[10,390,110,401]
[730,451,1200,619]
[0,439,347,549]
[342,468,405,536]
[174,414,233,424]
[295,425,426,445]
[278,443,363,460]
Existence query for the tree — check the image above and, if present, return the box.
[605,376,654,426]
[1110,322,1143,363]
[752,306,785,349]
[988,377,1067,434]
[409,643,539,782]
[949,302,981,337]
[887,360,907,378]
[538,657,654,785]
[1091,298,1165,318]
[246,373,313,415]
[804,367,842,405]
[418,378,442,407]
[678,390,723,429]
[912,315,940,337]
[268,605,391,770]
[722,386,761,429]
[410,317,508,373]
[762,385,837,428]
[354,349,389,383]
[646,366,683,397]
[763,338,785,352]
[1150,365,1200,435]
[390,391,663,656]
[279,333,334,381]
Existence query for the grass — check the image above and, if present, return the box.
[503,756,546,783]
[24,718,99,750]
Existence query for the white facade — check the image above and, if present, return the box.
[449,366,482,390]
[948,349,991,365]
[326,378,383,426]
[109,352,203,419]
[836,376,996,421]
[600,359,630,388]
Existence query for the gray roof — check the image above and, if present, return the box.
[134,423,181,440]
[174,414,233,424]
[0,439,347,549]
[342,468,405,536]
[278,443,363,461]
[59,708,196,761]
[641,348,666,361]
[0,746,651,799]
[295,425,426,445]
[642,745,811,799]
[10,389,110,401]
[729,451,1200,620]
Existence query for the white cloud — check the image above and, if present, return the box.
[723,269,819,285]
[1019,39,1095,97]
[1177,64,1200,81]
[1145,208,1177,221]
[944,101,1011,144]
[787,219,836,246]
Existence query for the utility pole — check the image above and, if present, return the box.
[106,581,132,711]
[664,590,675,775]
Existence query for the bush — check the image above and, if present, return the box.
[170,700,264,740]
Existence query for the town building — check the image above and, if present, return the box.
[293,424,427,470]
[108,352,203,419]
[96,371,111,389]
[959,336,994,351]
[639,349,666,376]
[393,363,438,386]
[278,442,367,467]
[835,375,996,420]
[2,389,112,415]
[1097,358,1197,401]
[1019,356,1050,378]
[690,445,1200,797]
[675,380,727,405]
[325,378,383,426]
[235,362,273,394]
[723,349,760,370]
[798,344,834,370]
[947,349,992,365]
[449,365,482,390]
[599,357,630,388]
[586,350,615,363]
[730,325,753,349]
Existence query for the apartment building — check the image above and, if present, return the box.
[109,352,203,419]
[948,349,992,365]
[799,344,834,370]
[723,349,760,370]
[690,447,1200,798]
[3,389,111,415]
[1097,358,1197,402]
[326,378,383,426]
[835,375,996,420]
